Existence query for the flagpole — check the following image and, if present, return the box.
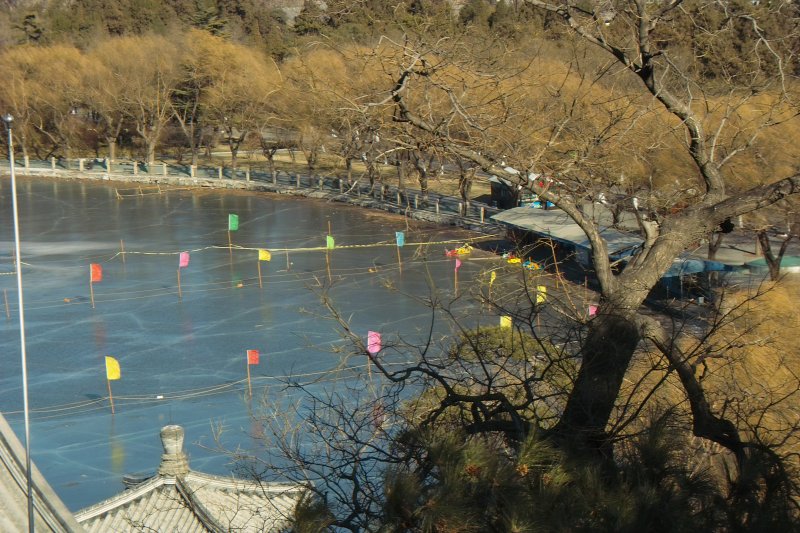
[228,230,232,260]
[177,268,182,299]
[257,260,263,289]
[326,221,332,283]
[3,289,9,319]
[5,112,35,533]
[90,270,96,308]
[396,246,402,274]
[246,358,252,398]
[107,378,115,414]
[120,239,126,265]
[326,250,331,282]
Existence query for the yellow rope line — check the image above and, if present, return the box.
[109,234,496,257]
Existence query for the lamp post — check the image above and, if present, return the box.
[3,113,34,533]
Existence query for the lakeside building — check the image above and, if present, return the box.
[0,416,302,532]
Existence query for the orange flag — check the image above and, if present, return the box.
[247,349,259,365]
[90,263,103,283]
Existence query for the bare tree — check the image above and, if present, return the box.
[382,2,800,472]
[90,35,181,165]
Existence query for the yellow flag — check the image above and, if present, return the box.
[105,356,120,381]
[536,285,547,305]
[258,249,271,261]
[500,315,512,329]
[490,271,497,286]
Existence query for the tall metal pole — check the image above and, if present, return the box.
[4,114,34,532]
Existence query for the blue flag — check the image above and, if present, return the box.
[395,231,405,247]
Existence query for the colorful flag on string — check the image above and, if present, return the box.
[455,258,462,272]
[228,214,239,231]
[90,263,102,283]
[490,271,497,286]
[247,349,259,365]
[536,285,547,304]
[258,249,271,261]
[500,315,512,329]
[179,251,190,268]
[326,235,335,250]
[368,331,382,354]
[105,356,120,380]
[395,231,405,247]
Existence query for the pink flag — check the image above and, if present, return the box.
[179,251,190,268]
[455,258,462,272]
[588,305,598,316]
[367,331,381,354]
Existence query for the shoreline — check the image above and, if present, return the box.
[3,167,504,236]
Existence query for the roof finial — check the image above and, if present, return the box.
[158,425,189,476]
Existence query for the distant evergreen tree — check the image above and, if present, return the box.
[191,2,227,36]
[15,13,45,44]
[293,0,327,36]
[458,0,492,29]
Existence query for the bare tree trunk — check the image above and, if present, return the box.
[106,138,116,162]
[417,167,429,206]
[551,304,641,457]
[458,166,475,211]
[396,154,406,192]
[366,158,379,193]
[346,157,353,183]
[146,140,156,166]
[757,230,792,281]
[411,151,429,206]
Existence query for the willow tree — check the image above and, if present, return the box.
[198,35,281,171]
[0,45,48,159]
[89,35,181,165]
[376,0,800,479]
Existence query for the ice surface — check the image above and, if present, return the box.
[0,177,483,510]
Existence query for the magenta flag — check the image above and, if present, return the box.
[179,251,190,268]
[367,331,381,354]
[455,258,462,272]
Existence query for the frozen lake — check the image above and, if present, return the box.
[0,177,486,510]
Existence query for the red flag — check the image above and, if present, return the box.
[455,258,462,272]
[179,251,190,268]
[90,263,102,283]
[247,349,259,365]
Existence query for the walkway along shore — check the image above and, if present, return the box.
[4,158,505,235]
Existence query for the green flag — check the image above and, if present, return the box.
[228,214,239,231]
[326,235,335,250]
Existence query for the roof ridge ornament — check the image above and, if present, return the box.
[158,425,190,476]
